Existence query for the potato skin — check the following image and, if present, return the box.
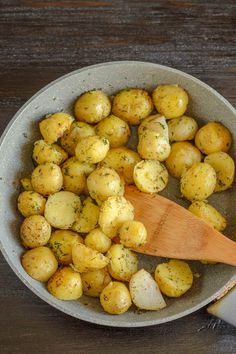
[20,215,51,248]
[107,244,138,281]
[168,115,198,142]
[100,281,132,314]
[84,228,112,253]
[32,140,68,165]
[31,163,63,196]
[188,201,226,231]
[137,130,171,161]
[39,112,73,144]
[17,191,46,217]
[138,115,169,139]
[21,246,58,282]
[81,268,111,297]
[118,221,147,248]
[75,135,109,164]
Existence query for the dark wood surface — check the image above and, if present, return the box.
[0,1,236,353]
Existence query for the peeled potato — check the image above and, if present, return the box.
[72,243,109,273]
[72,197,100,233]
[107,244,138,281]
[100,281,132,315]
[84,228,112,253]
[81,268,111,297]
[39,112,73,144]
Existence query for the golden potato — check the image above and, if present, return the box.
[188,201,226,231]
[195,122,232,155]
[20,215,51,248]
[152,85,189,119]
[75,135,109,164]
[32,140,68,165]
[39,112,73,144]
[81,268,111,297]
[21,246,58,282]
[112,88,153,125]
[100,281,132,314]
[118,221,147,248]
[138,114,169,139]
[72,243,109,273]
[17,191,46,217]
[72,197,100,233]
[74,90,111,124]
[137,130,171,161]
[165,142,202,179]
[107,244,138,281]
[168,115,198,142]
[31,163,63,196]
[20,177,33,191]
[84,228,112,253]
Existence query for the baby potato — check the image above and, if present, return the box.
[99,196,134,238]
[74,90,111,124]
[39,112,73,144]
[168,115,198,142]
[49,230,84,265]
[20,177,33,191]
[17,191,46,217]
[204,152,235,192]
[155,260,193,297]
[21,246,58,282]
[20,215,51,248]
[81,268,111,297]
[32,140,68,165]
[107,244,138,281]
[47,266,83,300]
[44,191,81,229]
[118,221,147,248]
[180,162,217,201]
[61,121,96,156]
[152,85,189,119]
[133,160,168,193]
[188,201,226,232]
[100,147,141,184]
[112,88,153,125]
[72,197,100,233]
[75,135,109,164]
[137,130,171,161]
[84,228,112,253]
[72,243,109,273]
[31,163,63,196]
[100,281,132,315]
[195,122,232,155]
[165,142,202,179]
[138,115,169,139]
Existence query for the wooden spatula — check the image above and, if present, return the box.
[124,185,236,266]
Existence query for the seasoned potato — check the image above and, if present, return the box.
[74,90,111,124]
[20,215,51,248]
[180,162,217,201]
[49,230,84,265]
[20,177,33,191]
[81,268,111,297]
[133,160,168,193]
[17,191,46,217]
[47,266,83,300]
[44,191,81,229]
[107,244,138,281]
[188,201,226,231]
[31,163,63,196]
[100,281,132,314]
[99,196,134,238]
[204,152,235,192]
[152,85,189,119]
[21,246,58,282]
[39,112,73,144]
[165,142,202,179]
[84,228,112,253]
[137,130,171,161]
[118,221,147,248]
[72,243,109,273]
[61,121,96,156]
[75,135,109,164]
[155,260,193,297]
[112,88,153,125]
[95,114,131,147]
[195,122,232,155]
[32,140,68,165]
[168,115,198,142]
[100,147,141,184]
[138,115,169,139]
[72,197,99,233]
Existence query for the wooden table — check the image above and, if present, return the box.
[0,1,236,353]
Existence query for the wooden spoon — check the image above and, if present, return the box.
[123,185,236,266]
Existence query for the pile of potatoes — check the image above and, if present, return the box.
[18,84,235,315]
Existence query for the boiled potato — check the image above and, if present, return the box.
[133,160,168,193]
[155,260,193,297]
[84,228,112,253]
[99,196,134,238]
[99,147,141,184]
[74,90,111,124]
[138,114,169,139]
[32,140,68,165]
[20,177,33,191]
[112,88,153,125]
[39,112,73,144]
[72,197,99,233]
[204,152,235,192]
[72,243,109,273]
[95,114,131,147]
[168,115,198,142]
[107,244,138,281]
[188,201,226,231]
[195,122,232,155]
[61,121,96,156]
[31,163,63,196]
[44,191,81,229]
[118,221,147,248]
[21,246,58,282]
[165,142,202,179]
[75,135,109,164]
[47,266,83,300]
[17,191,46,217]
[180,162,217,201]
[137,130,171,161]
[81,268,111,297]
[100,281,132,314]
[20,215,51,248]
[49,230,84,265]
[152,85,189,119]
